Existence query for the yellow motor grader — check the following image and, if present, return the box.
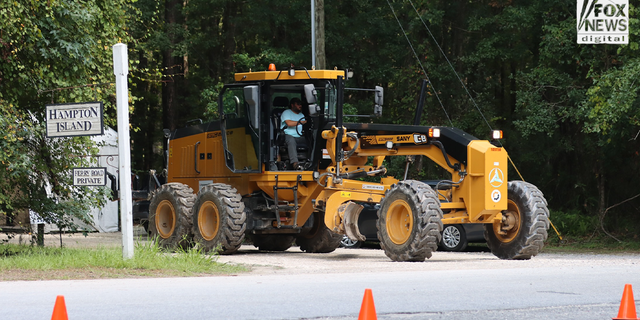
[148,65,550,261]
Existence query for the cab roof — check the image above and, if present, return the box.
[234,69,345,82]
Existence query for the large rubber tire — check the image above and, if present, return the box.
[440,224,468,252]
[191,184,247,254]
[251,234,295,251]
[484,181,550,260]
[377,180,443,262]
[295,212,342,253]
[148,183,196,250]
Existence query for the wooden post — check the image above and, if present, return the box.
[37,223,44,247]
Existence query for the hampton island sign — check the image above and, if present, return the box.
[46,102,104,138]
[45,101,107,186]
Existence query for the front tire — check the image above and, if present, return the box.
[296,212,342,253]
[191,184,246,254]
[484,181,550,260]
[377,180,443,262]
[148,183,196,250]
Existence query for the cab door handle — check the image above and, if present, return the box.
[195,141,201,174]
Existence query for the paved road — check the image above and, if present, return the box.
[1,246,639,319]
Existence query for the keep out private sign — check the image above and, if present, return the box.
[73,168,107,186]
[46,102,104,137]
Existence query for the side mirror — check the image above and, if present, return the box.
[308,104,320,116]
[243,85,259,128]
[374,86,383,117]
[304,84,317,105]
[304,84,319,116]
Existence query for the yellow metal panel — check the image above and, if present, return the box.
[167,129,261,195]
[234,69,345,82]
[225,127,260,171]
[360,133,429,145]
[462,140,508,222]
[440,202,466,210]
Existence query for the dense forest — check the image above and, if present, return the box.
[0,0,639,241]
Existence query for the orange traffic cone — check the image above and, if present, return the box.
[358,288,377,320]
[51,295,69,320]
[613,284,638,320]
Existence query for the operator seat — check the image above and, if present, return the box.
[271,96,308,167]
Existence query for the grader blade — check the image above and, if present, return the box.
[337,201,366,242]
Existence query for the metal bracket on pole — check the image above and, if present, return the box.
[113,43,134,259]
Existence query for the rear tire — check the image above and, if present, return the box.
[148,183,195,250]
[377,180,443,262]
[191,184,246,254]
[296,212,342,253]
[484,181,549,260]
[251,234,295,251]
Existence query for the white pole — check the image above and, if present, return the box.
[311,0,316,68]
[112,43,134,259]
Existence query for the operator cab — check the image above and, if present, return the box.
[218,68,344,173]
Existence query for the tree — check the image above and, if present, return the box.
[0,0,131,231]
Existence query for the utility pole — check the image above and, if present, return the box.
[315,0,326,69]
[311,0,315,67]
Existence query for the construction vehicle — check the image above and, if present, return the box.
[148,65,550,261]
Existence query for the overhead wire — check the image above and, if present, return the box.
[386,0,453,126]
[407,0,492,132]
[406,1,530,179]
[407,1,523,172]
[405,0,562,240]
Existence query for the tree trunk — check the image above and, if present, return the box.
[162,0,181,131]
[222,1,237,78]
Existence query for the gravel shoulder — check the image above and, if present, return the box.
[215,244,640,276]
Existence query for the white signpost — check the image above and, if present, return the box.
[46,102,104,138]
[113,43,134,259]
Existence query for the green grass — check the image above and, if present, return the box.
[543,234,640,254]
[0,240,247,280]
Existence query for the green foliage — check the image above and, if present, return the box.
[583,58,640,134]
[550,210,598,237]
[2,0,639,238]
[0,0,132,229]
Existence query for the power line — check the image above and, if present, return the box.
[386,0,452,126]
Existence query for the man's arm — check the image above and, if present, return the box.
[282,110,306,127]
[284,119,305,126]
